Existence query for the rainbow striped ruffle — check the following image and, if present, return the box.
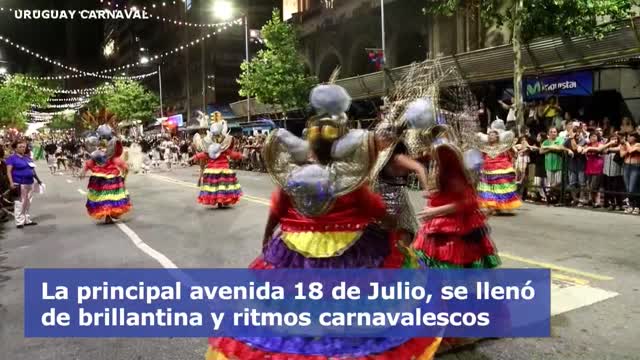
[477,167,521,211]
[86,174,131,219]
[198,168,242,206]
[206,336,441,360]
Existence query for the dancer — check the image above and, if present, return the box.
[206,84,441,360]
[371,99,434,245]
[476,119,521,212]
[193,116,243,208]
[413,142,500,269]
[81,125,132,224]
[127,140,145,174]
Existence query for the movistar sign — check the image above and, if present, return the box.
[524,71,592,100]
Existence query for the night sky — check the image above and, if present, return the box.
[0,0,104,76]
[0,0,280,79]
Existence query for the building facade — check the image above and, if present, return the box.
[279,0,640,123]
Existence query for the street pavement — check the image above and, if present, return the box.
[1,164,639,360]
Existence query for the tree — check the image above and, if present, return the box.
[424,0,634,131]
[0,75,52,130]
[238,9,317,115]
[86,83,115,113]
[88,80,159,125]
[47,111,80,130]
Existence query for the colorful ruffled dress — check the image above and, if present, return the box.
[194,149,243,206]
[84,157,132,220]
[413,186,500,268]
[477,151,521,211]
[206,185,441,360]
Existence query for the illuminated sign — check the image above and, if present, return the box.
[524,71,593,100]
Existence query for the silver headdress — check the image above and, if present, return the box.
[85,124,120,164]
[476,118,515,158]
[263,77,374,216]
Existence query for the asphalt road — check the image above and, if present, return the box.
[1,164,639,360]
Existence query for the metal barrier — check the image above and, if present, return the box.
[404,153,640,212]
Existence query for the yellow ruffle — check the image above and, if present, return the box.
[477,183,517,194]
[87,192,130,202]
[203,168,235,175]
[282,231,362,258]
[90,173,120,179]
[200,184,241,192]
[481,167,516,175]
[206,349,227,360]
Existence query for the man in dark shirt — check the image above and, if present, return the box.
[564,127,587,206]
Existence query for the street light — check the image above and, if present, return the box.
[212,1,233,20]
[139,54,163,117]
[214,0,250,122]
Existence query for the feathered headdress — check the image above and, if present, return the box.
[477,118,514,145]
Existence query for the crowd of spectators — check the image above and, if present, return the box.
[500,99,640,214]
[2,104,639,218]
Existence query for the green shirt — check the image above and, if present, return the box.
[543,138,564,171]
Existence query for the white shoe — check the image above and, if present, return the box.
[633,208,640,215]
[624,207,634,214]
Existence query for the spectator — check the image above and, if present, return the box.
[558,120,578,141]
[498,97,517,132]
[529,132,548,202]
[582,133,605,207]
[541,127,571,202]
[621,117,635,134]
[564,123,587,206]
[602,134,625,211]
[602,117,614,138]
[535,100,547,127]
[620,131,640,214]
[542,96,562,129]
[514,135,531,189]
[6,139,42,228]
[478,100,490,133]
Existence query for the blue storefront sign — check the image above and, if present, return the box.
[524,71,593,100]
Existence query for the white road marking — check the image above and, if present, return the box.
[116,223,178,269]
[75,185,179,270]
[551,284,618,316]
[66,179,73,184]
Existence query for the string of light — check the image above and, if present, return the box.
[0,19,239,79]
[9,77,110,94]
[23,70,158,81]
[94,25,240,74]
[27,109,77,121]
[48,97,87,102]
[98,0,241,28]
[36,101,89,109]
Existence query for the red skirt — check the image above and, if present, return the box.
[413,215,500,268]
